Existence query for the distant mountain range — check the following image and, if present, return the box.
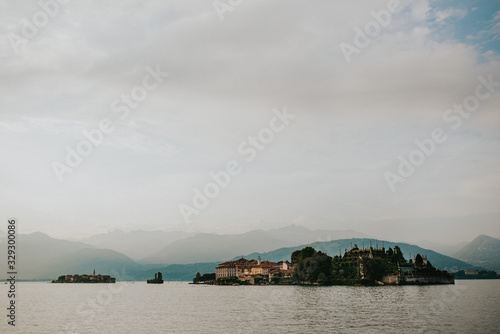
[1,227,498,281]
[140,226,368,264]
[240,238,477,272]
[80,230,197,261]
[0,232,141,280]
[453,235,500,271]
[413,240,468,257]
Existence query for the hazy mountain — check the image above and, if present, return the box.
[0,232,482,281]
[265,225,368,244]
[415,240,468,256]
[80,230,197,261]
[0,232,139,280]
[141,226,369,264]
[141,230,291,264]
[240,238,478,272]
[453,235,500,271]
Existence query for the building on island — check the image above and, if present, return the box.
[216,243,454,286]
[54,269,116,283]
[216,256,295,283]
[338,243,453,285]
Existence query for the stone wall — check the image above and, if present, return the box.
[381,275,399,285]
[381,274,454,285]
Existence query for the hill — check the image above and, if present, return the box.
[80,230,196,261]
[141,226,368,264]
[0,232,139,280]
[414,240,468,257]
[0,231,481,281]
[141,230,291,264]
[453,235,500,271]
[240,238,477,272]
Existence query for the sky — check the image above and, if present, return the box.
[0,0,499,244]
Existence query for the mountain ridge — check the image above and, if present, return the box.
[2,230,496,281]
[238,238,478,272]
[453,235,500,271]
[140,226,369,264]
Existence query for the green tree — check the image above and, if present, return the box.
[415,254,423,267]
[193,272,201,283]
[200,273,216,282]
[294,248,333,284]
[291,246,317,264]
[363,258,386,281]
[317,272,327,284]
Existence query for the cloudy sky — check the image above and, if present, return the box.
[1,0,499,244]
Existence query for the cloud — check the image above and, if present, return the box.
[0,0,499,242]
[410,0,431,22]
[435,8,467,22]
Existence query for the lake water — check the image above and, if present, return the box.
[1,280,499,333]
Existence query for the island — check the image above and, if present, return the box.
[192,272,216,284]
[454,270,500,279]
[147,272,164,284]
[212,244,454,286]
[52,269,115,283]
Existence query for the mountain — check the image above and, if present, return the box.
[414,240,468,257]
[0,232,481,281]
[0,227,369,280]
[141,230,292,264]
[0,232,139,280]
[453,235,500,271]
[265,225,368,244]
[141,226,368,264]
[240,238,478,272]
[80,230,197,261]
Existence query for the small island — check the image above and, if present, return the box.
[454,270,499,279]
[212,244,454,286]
[52,269,115,283]
[192,272,216,284]
[147,272,164,284]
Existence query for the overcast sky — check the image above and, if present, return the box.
[1,0,499,244]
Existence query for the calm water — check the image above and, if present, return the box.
[1,280,499,333]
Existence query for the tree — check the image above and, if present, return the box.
[415,254,423,267]
[291,250,302,264]
[193,272,202,283]
[200,273,216,282]
[291,246,317,264]
[294,248,333,284]
[362,258,386,281]
[317,272,327,284]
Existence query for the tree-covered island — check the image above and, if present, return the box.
[212,244,454,286]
